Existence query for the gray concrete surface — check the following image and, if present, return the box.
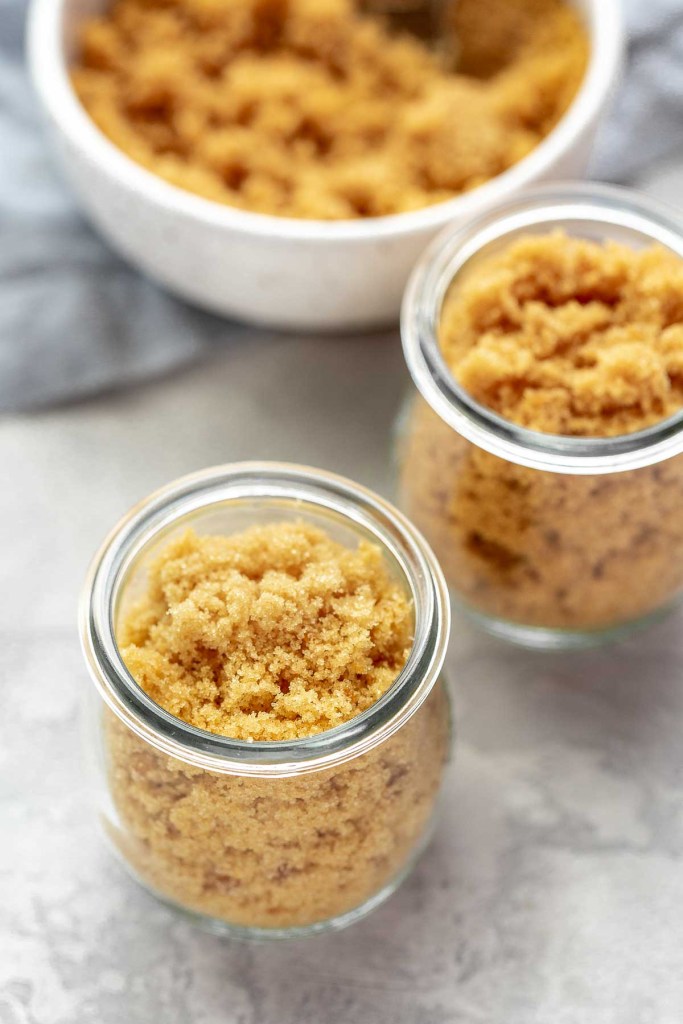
[3,316,683,1024]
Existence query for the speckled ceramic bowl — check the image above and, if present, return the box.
[27,0,622,331]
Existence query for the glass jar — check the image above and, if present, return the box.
[80,462,451,939]
[398,184,683,650]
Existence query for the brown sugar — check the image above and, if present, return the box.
[400,234,683,632]
[71,0,587,219]
[105,684,448,929]
[400,399,683,630]
[106,522,449,929]
[118,522,413,740]
[441,233,683,437]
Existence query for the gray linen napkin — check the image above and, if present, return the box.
[1,0,682,412]
[0,0,234,411]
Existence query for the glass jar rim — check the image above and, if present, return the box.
[79,462,450,777]
[402,182,683,475]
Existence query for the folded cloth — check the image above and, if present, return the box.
[0,0,236,412]
[1,0,682,412]
[589,0,683,183]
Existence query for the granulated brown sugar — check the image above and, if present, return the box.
[400,399,683,630]
[441,233,683,437]
[118,522,412,740]
[107,521,449,929]
[71,0,587,219]
[105,683,448,929]
[399,234,683,632]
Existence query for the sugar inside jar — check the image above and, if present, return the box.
[80,463,450,937]
[398,184,683,649]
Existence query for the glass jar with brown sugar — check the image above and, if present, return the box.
[80,463,451,939]
[398,184,683,650]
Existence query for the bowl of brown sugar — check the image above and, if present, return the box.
[28,0,620,329]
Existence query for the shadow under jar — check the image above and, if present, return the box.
[80,463,451,939]
[398,184,683,650]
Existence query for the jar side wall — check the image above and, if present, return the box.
[398,396,683,633]
[92,680,451,933]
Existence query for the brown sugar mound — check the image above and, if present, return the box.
[71,0,587,219]
[118,522,412,740]
[441,233,683,436]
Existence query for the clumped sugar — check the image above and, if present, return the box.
[441,233,683,436]
[118,522,412,739]
[71,0,587,219]
[106,521,448,930]
[400,234,683,632]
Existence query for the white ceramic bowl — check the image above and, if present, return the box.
[27,0,622,331]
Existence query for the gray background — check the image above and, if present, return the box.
[4,269,683,1022]
[3,0,683,1021]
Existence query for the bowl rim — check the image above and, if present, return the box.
[27,0,623,243]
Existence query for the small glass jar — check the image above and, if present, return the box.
[398,184,683,650]
[80,463,451,939]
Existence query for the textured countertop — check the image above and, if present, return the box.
[4,296,683,1023]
